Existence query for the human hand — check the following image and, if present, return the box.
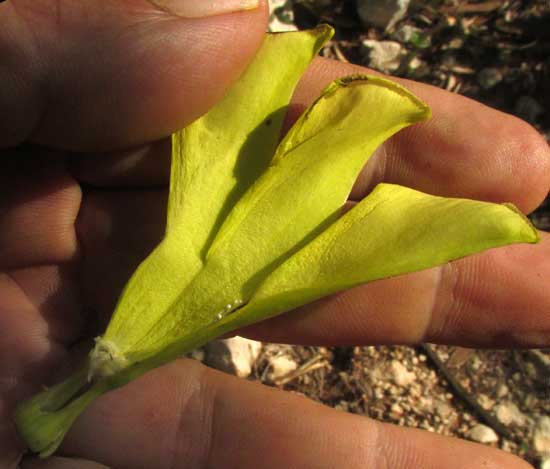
[2,1,549,468]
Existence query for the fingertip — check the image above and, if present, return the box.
[11,1,269,150]
[292,58,550,213]
[377,422,535,469]
[428,231,550,348]
[497,116,550,214]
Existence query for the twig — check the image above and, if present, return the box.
[442,0,502,14]
[418,343,513,440]
[274,354,329,386]
[332,43,349,63]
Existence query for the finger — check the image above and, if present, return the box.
[0,149,81,269]
[76,181,550,349]
[1,0,268,150]
[61,359,531,469]
[243,232,550,349]
[292,58,550,214]
[69,58,550,220]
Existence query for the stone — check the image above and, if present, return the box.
[496,383,509,398]
[478,393,495,411]
[389,360,416,387]
[524,361,538,379]
[189,348,205,362]
[471,356,482,371]
[335,400,350,412]
[268,0,297,32]
[526,350,550,385]
[361,40,403,73]
[495,402,527,426]
[419,396,434,413]
[477,68,503,90]
[395,25,431,49]
[357,0,411,31]
[408,57,424,70]
[434,400,453,419]
[534,416,550,457]
[467,424,499,444]
[446,37,464,49]
[394,25,421,43]
[523,393,537,408]
[530,350,550,367]
[204,336,262,378]
[390,402,404,417]
[269,355,298,380]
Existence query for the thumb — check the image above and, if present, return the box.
[1,0,268,150]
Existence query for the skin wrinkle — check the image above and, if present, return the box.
[167,365,214,469]
[118,360,209,469]
[380,426,415,469]
[195,370,217,469]
[426,261,460,343]
[425,255,494,345]
[359,420,390,469]
[418,263,446,344]
[166,377,193,469]
[448,258,483,343]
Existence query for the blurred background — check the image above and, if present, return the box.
[201,2,550,467]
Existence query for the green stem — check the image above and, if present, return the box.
[14,365,107,457]
[13,318,237,458]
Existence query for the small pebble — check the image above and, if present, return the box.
[467,424,499,444]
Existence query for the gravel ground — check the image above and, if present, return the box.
[250,343,549,465]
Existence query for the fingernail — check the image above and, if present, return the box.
[149,0,259,18]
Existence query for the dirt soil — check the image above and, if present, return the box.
[216,1,550,467]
